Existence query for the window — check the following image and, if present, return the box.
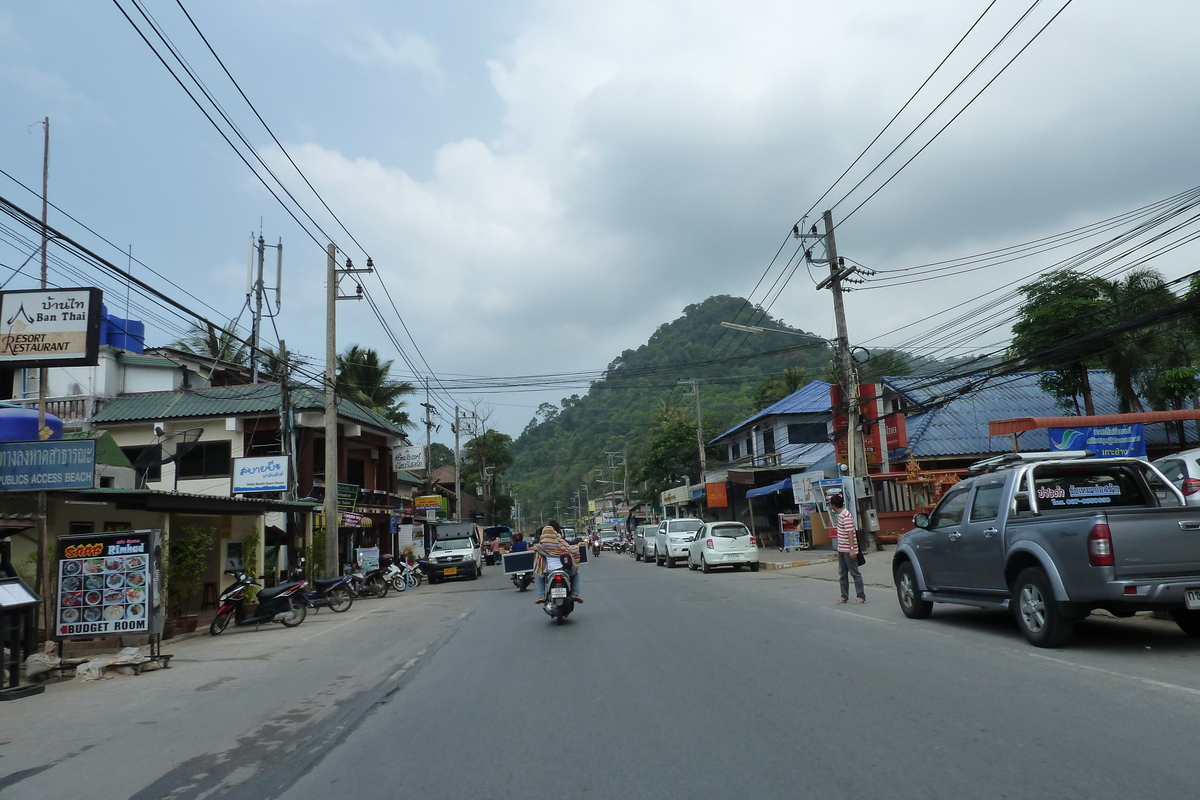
[763,429,776,455]
[1157,459,1184,483]
[969,483,1004,522]
[347,457,366,488]
[20,368,39,398]
[930,486,970,528]
[68,521,94,535]
[731,442,740,459]
[788,423,827,444]
[122,444,162,485]
[1032,465,1149,509]
[177,441,232,479]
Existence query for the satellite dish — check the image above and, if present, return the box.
[132,427,204,489]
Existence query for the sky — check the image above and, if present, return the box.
[2,0,1199,444]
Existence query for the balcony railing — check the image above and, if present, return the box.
[719,452,783,470]
[6,395,107,430]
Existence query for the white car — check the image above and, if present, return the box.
[686,522,760,573]
[1152,447,1200,506]
[655,518,703,568]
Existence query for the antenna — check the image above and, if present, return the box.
[275,238,283,311]
[246,234,255,297]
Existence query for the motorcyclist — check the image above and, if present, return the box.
[533,520,582,605]
[510,532,528,552]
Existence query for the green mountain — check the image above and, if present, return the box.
[508,295,836,522]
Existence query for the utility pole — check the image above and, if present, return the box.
[248,235,283,383]
[420,379,436,496]
[454,404,461,521]
[323,246,372,577]
[36,116,50,636]
[679,381,707,479]
[808,210,876,548]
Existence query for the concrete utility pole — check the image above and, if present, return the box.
[454,404,461,521]
[421,379,436,496]
[323,247,372,577]
[810,210,877,548]
[36,116,49,636]
[679,381,706,479]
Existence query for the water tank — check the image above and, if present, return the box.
[0,406,63,442]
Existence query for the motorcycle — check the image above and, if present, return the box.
[591,540,601,556]
[510,570,533,592]
[384,558,423,592]
[348,561,390,598]
[303,573,355,613]
[210,569,308,635]
[542,567,576,625]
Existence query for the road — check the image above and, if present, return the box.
[4,552,1200,799]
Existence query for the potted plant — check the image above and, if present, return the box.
[240,529,261,611]
[166,525,214,633]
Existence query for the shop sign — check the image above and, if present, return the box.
[341,511,363,526]
[1049,424,1146,459]
[414,495,443,510]
[392,445,425,472]
[0,439,95,490]
[355,547,380,572]
[337,482,359,511]
[56,529,162,637]
[885,412,908,450]
[705,482,728,508]
[232,455,288,492]
[0,287,103,367]
[661,485,689,505]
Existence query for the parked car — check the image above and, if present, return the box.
[1151,447,1200,506]
[686,522,760,573]
[633,524,657,562]
[893,450,1199,647]
[425,523,484,582]
[655,518,704,567]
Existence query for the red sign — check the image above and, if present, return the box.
[885,412,908,450]
[706,483,729,508]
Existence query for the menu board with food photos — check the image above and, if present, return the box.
[56,529,163,638]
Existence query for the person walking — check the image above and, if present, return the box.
[830,493,865,604]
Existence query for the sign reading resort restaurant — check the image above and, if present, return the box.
[0,287,103,367]
[0,439,95,490]
[232,455,288,493]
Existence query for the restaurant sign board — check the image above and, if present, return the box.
[56,529,163,638]
[0,287,103,367]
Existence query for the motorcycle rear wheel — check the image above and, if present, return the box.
[391,576,407,592]
[210,609,233,635]
[281,597,307,627]
[329,587,353,612]
[370,575,389,598]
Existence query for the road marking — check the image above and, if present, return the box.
[1029,653,1200,699]
[388,657,419,682]
[816,606,897,625]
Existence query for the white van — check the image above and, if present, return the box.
[655,518,704,567]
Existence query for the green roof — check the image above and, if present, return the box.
[91,382,409,438]
[63,430,134,468]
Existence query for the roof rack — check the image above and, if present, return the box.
[967,450,1094,474]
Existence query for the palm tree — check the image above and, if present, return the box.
[172,321,249,366]
[336,345,415,429]
[1101,268,1175,413]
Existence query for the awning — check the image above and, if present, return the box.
[990,409,1200,437]
[746,477,793,499]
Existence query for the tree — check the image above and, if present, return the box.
[336,345,414,429]
[751,367,811,412]
[462,428,513,524]
[1100,268,1175,413]
[172,321,249,366]
[1011,270,1111,415]
[429,442,455,469]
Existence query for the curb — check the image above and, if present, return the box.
[761,556,839,570]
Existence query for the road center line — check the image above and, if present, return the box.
[1029,653,1200,699]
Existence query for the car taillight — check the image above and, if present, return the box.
[1183,478,1200,496]
[749,536,756,547]
[705,539,714,549]
[1088,523,1114,567]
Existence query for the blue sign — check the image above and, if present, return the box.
[1048,424,1146,459]
[0,439,95,490]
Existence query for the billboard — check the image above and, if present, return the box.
[1049,424,1146,459]
[0,287,103,367]
[0,439,95,490]
[705,482,728,508]
[232,455,288,493]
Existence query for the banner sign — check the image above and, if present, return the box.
[885,412,908,450]
[414,495,444,510]
[705,482,728,508]
[392,445,425,472]
[56,529,163,638]
[0,287,103,367]
[0,439,95,490]
[232,455,288,493]
[1049,424,1146,459]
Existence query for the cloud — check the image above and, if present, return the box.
[337,28,444,90]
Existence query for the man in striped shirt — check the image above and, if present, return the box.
[830,493,865,604]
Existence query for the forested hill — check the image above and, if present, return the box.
[508,295,835,520]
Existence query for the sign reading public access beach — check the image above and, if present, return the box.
[0,439,95,490]
[0,287,102,367]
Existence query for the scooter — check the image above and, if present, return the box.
[348,561,389,598]
[543,567,576,625]
[303,573,355,613]
[510,570,533,592]
[384,558,422,592]
[210,569,308,635]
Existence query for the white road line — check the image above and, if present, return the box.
[816,606,897,625]
[1029,653,1200,699]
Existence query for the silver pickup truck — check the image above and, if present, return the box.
[893,451,1200,647]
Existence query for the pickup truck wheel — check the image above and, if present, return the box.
[1013,568,1074,648]
[895,561,933,619]
[1169,609,1200,637]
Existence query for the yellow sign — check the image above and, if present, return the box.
[414,495,443,509]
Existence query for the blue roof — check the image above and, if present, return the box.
[884,371,1170,458]
[711,381,832,443]
[747,476,793,498]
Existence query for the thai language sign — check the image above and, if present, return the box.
[232,455,288,492]
[0,287,102,367]
[392,445,425,472]
[56,529,162,638]
[0,439,95,490]
[1049,424,1146,459]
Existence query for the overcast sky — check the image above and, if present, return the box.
[3,1,1199,442]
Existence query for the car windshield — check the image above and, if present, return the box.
[432,537,473,552]
[670,521,702,532]
[709,524,749,537]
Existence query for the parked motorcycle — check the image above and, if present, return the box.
[210,569,308,635]
[542,567,576,625]
[348,561,389,598]
[303,573,355,613]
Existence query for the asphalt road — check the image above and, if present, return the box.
[6,553,1200,799]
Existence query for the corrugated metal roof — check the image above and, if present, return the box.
[711,381,832,443]
[884,371,1169,458]
[92,382,408,437]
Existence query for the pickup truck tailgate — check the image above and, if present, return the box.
[1107,508,1200,579]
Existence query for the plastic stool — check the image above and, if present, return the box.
[201,582,218,610]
